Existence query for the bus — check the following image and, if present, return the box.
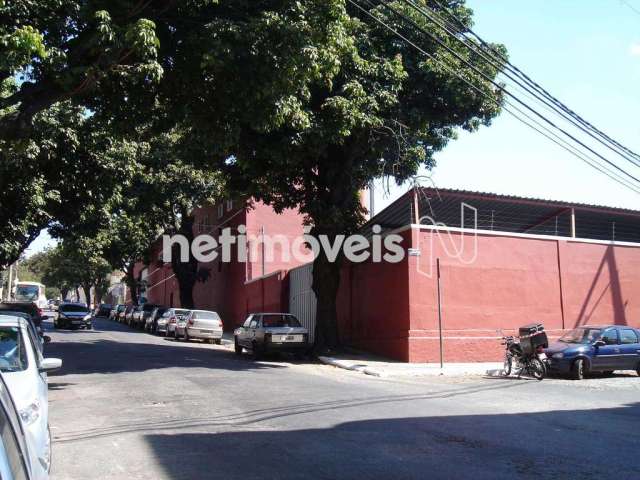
[13,281,48,309]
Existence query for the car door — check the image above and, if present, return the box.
[592,328,621,370]
[618,329,640,370]
[237,316,251,346]
[248,316,260,346]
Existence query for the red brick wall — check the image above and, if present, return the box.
[136,199,307,329]
[407,228,640,362]
[336,230,413,361]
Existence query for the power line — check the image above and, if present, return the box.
[371,0,640,184]
[620,0,640,17]
[431,0,640,163]
[345,0,640,195]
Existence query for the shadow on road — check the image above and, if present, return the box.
[44,337,287,376]
[140,403,640,480]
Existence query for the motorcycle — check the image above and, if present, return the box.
[501,335,547,381]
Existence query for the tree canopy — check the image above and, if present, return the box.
[175,0,506,348]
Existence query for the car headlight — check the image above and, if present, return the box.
[19,399,41,425]
[552,352,564,359]
[83,314,91,321]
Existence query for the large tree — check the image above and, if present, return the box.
[180,0,506,350]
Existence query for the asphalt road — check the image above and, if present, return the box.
[44,317,640,480]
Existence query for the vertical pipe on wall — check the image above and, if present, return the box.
[436,258,444,369]
[570,208,576,238]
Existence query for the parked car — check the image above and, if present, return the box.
[109,305,120,321]
[124,306,137,326]
[132,304,159,330]
[545,325,640,380]
[0,312,45,354]
[0,315,62,478]
[0,370,41,479]
[54,303,92,330]
[94,304,112,318]
[118,305,131,323]
[163,309,191,338]
[176,310,223,344]
[145,307,169,333]
[234,313,309,359]
[0,303,49,340]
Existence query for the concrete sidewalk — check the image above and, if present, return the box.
[318,353,503,378]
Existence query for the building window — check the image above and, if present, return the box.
[217,204,224,218]
[226,199,233,211]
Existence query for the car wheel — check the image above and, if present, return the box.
[571,358,586,380]
[503,354,512,376]
[252,342,263,360]
[86,324,92,330]
[234,338,242,355]
[529,358,545,381]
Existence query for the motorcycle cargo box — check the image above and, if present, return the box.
[519,323,548,356]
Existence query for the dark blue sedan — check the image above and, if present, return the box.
[545,325,640,380]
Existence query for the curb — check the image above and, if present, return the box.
[318,356,502,379]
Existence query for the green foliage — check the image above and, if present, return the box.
[177,0,506,348]
[41,241,111,305]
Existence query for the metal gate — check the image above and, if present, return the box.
[288,263,317,342]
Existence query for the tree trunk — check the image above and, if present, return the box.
[311,236,342,353]
[171,214,198,309]
[124,261,138,305]
[82,283,92,308]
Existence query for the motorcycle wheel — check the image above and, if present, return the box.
[503,354,513,376]
[529,358,546,381]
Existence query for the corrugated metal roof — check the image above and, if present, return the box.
[362,186,640,243]
[422,187,640,216]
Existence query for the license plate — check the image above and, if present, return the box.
[200,330,213,334]
[285,335,295,341]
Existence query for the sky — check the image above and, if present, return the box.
[24,0,640,256]
[373,0,640,212]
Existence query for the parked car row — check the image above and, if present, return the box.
[108,303,224,344]
[107,303,311,359]
[0,302,62,479]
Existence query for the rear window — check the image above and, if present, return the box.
[262,315,301,328]
[59,305,89,313]
[192,311,220,320]
[0,328,27,372]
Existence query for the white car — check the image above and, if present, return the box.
[0,371,37,479]
[176,310,223,344]
[162,309,191,337]
[0,315,62,478]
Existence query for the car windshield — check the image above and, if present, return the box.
[60,305,89,313]
[0,327,27,372]
[559,328,602,344]
[193,311,220,320]
[262,315,301,328]
[14,285,39,301]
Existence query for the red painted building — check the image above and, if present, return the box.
[133,188,640,363]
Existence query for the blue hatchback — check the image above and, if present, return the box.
[545,325,640,380]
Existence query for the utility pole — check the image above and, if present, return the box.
[6,263,14,301]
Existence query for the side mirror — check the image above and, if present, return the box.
[43,336,52,344]
[39,358,62,372]
[593,340,606,348]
